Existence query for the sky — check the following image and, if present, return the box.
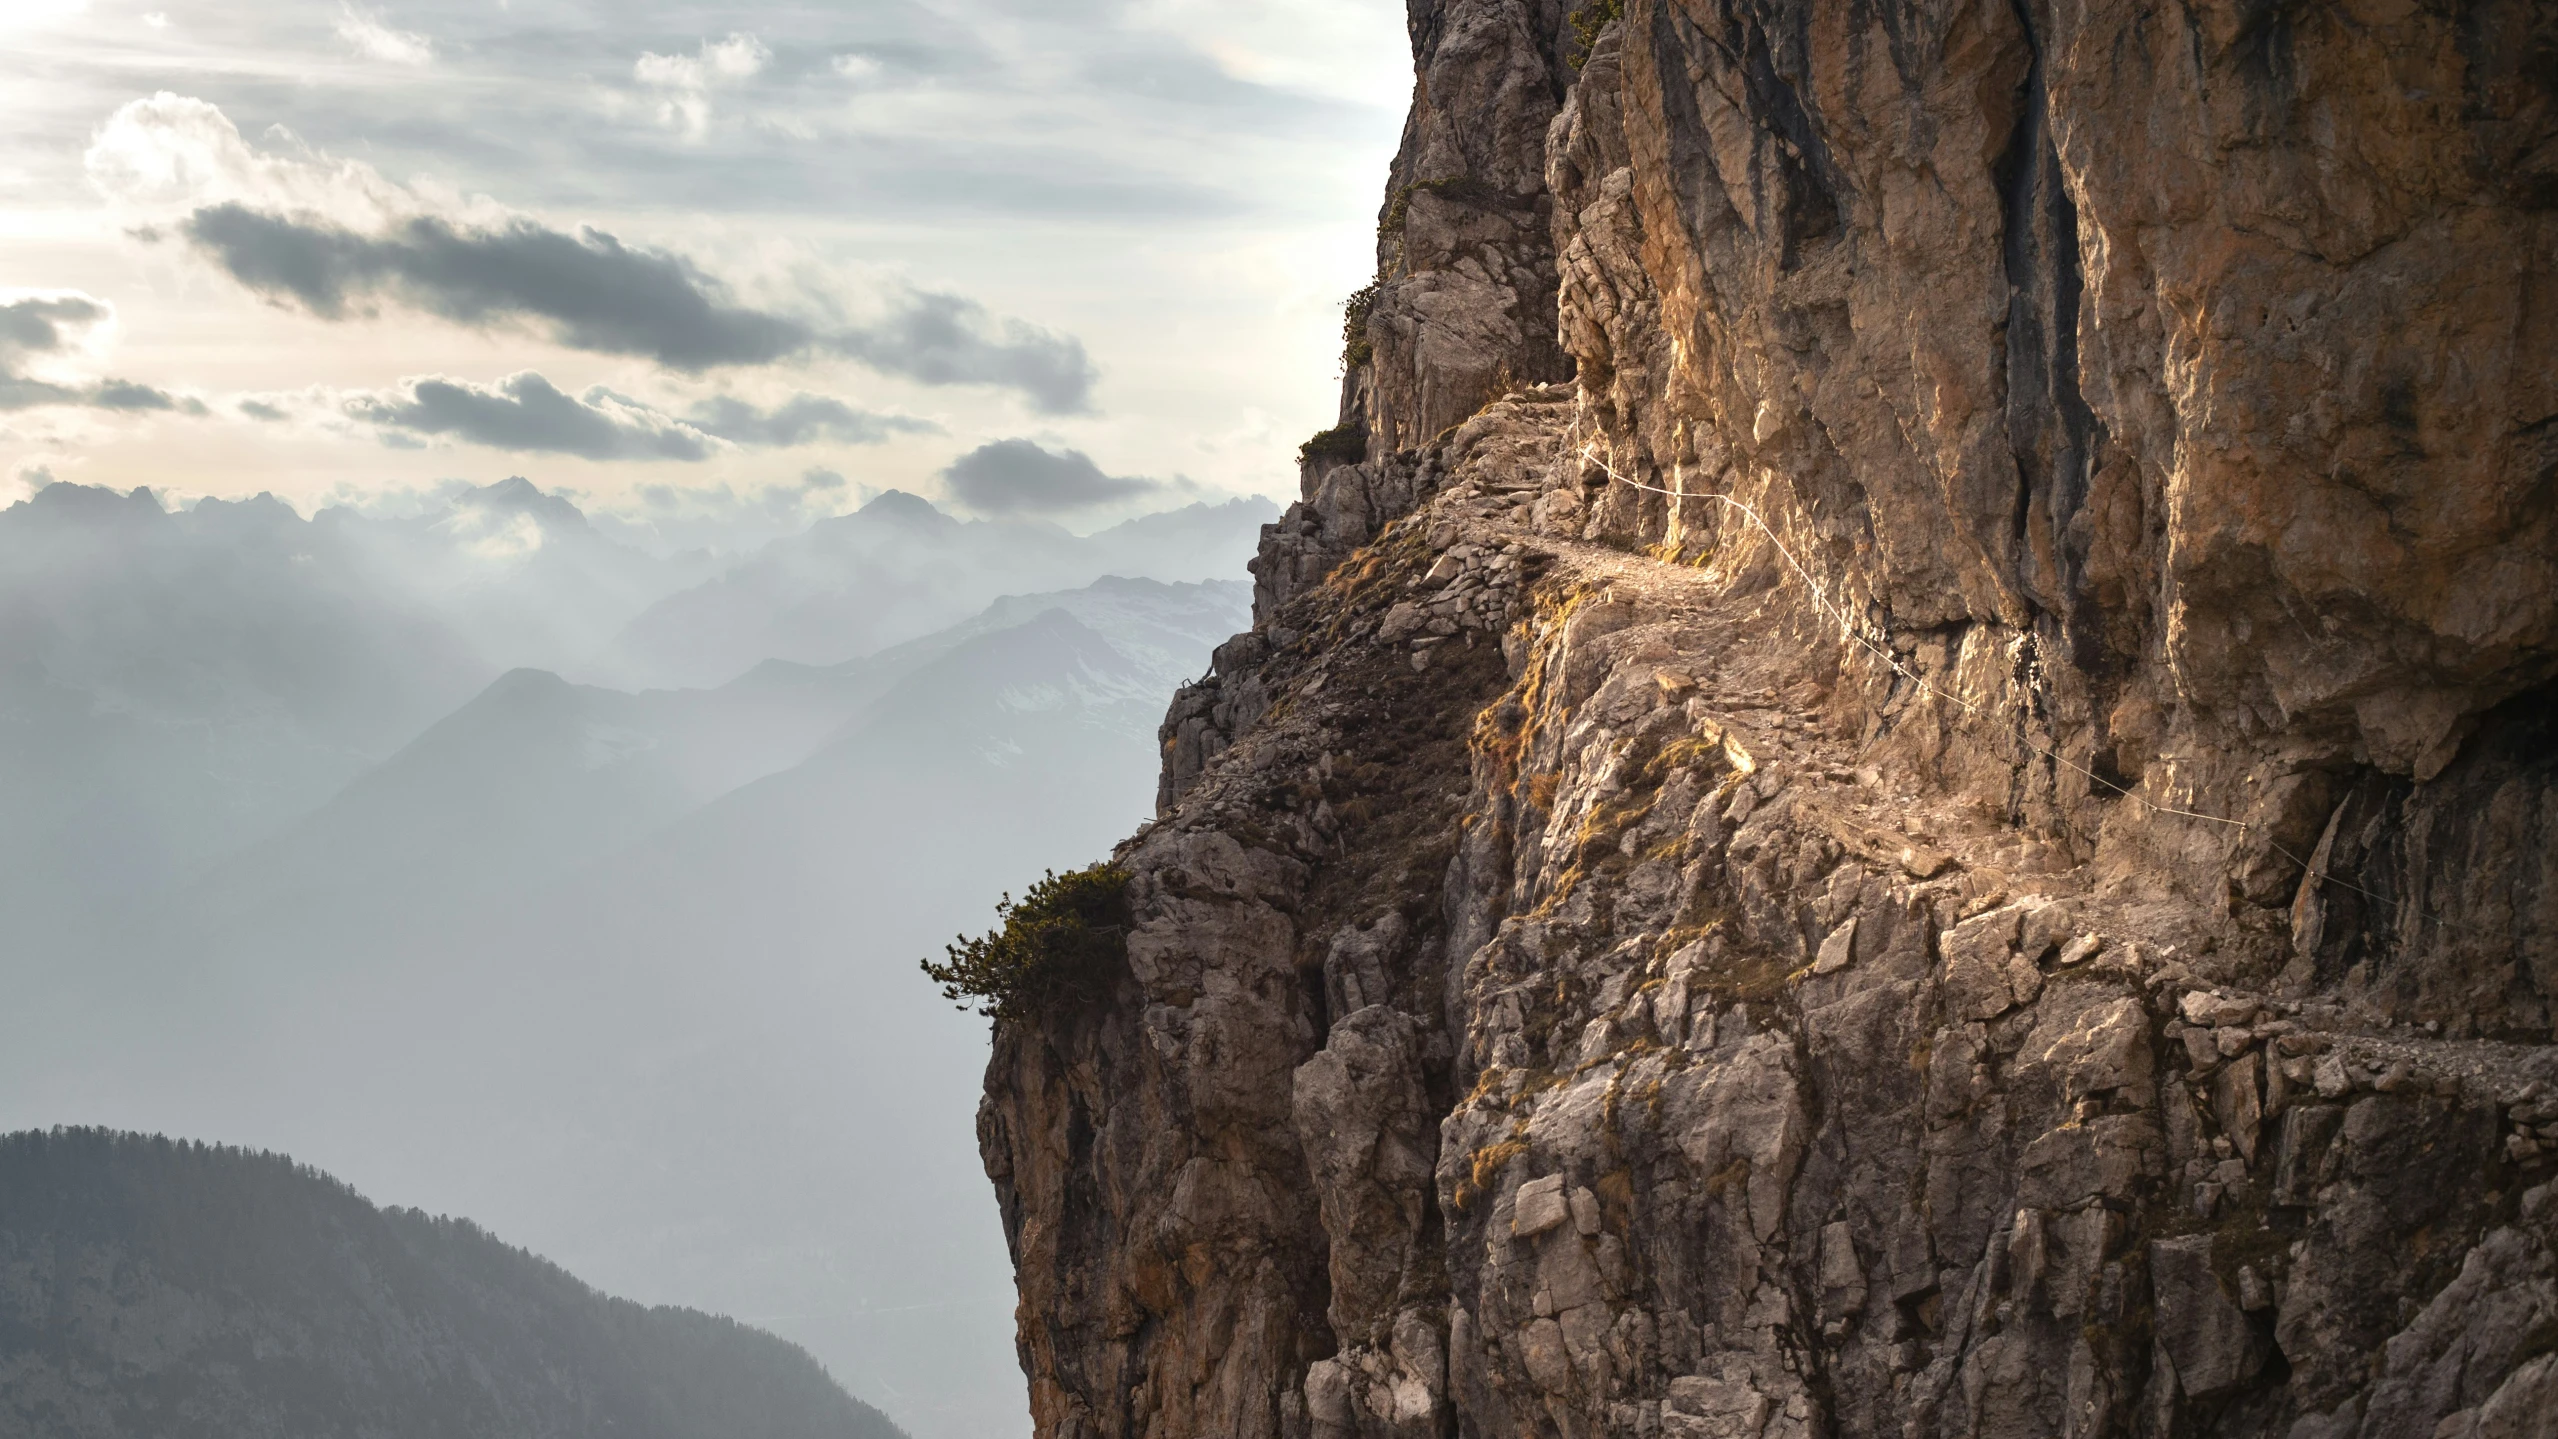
[0,0,1409,539]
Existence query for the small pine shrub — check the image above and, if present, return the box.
[1342,280,1381,369]
[921,863,1132,1022]
[1298,422,1369,468]
[1568,0,1623,65]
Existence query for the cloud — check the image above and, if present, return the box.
[335,4,432,66]
[0,292,201,414]
[686,393,939,447]
[175,202,1098,409]
[635,33,769,137]
[3,461,57,505]
[832,291,1098,415]
[604,467,876,555]
[327,374,921,459]
[940,438,1159,515]
[96,97,1104,410]
[88,379,198,412]
[87,93,412,228]
[180,204,810,369]
[345,372,721,460]
[0,294,108,368]
[741,465,861,521]
[635,34,769,90]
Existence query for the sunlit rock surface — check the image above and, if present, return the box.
[978,2,2558,1435]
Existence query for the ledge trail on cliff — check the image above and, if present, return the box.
[975,2,2558,1437]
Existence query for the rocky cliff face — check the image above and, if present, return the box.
[979,2,2558,1436]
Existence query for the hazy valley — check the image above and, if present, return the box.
[0,476,1269,1438]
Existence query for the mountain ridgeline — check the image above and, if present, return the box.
[0,1129,907,1439]
[0,478,1271,959]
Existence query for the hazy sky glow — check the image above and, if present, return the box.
[0,0,1406,534]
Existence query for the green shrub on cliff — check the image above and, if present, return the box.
[922,863,1132,1021]
[1568,0,1623,65]
[1298,421,1368,468]
[1341,280,1380,368]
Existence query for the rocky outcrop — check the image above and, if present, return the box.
[1347,1,1580,458]
[983,2,2558,1437]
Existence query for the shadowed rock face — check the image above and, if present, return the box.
[980,3,2558,1437]
[1352,1,1581,457]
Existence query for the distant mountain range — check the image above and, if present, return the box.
[0,479,1270,964]
[0,474,1259,1439]
[0,483,489,961]
[326,474,726,678]
[182,575,1248,936]
[591,491,1274,689]
[0,1128,907,1439]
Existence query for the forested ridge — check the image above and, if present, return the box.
[0,1128,908,1439]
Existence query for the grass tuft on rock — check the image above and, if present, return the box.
[1299,422,1369,469]
[922,863,1132,1022]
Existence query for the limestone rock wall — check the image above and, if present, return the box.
[980,2,2558,1436]
[1349,0,1581,458]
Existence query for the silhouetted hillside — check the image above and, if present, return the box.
[0,1128,907,1439]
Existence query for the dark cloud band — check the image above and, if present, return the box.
[0,375,201,414]
[341,373,927,460]
[0,295,109,365]
[346,373,717,461]
[828,292,1097,415]
[0,295,202,415]
[180,204,1099,412]
[686,394,940,447]
[183,204,808,369]
[941,438,1158,515]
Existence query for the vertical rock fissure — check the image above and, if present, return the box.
[1650,2,1745,271]
[1741,18,1846,270]
[1995,0,2104,653]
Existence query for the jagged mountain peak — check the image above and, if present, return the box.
[12,480,173,527]
[850,488,949,525]
[448,474,594,532]
[188,490,301,521]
